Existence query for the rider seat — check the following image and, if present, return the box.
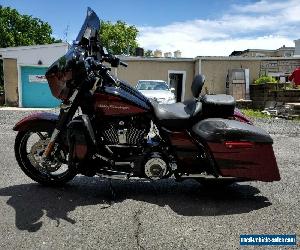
[153,100,202,129]
[153,74,236,129]
[153,75,204,129]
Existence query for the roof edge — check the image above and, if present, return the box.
[0,42,69,53]
[119,56,195,62]
[196,56,300,61]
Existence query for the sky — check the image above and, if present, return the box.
[2,0,300,57]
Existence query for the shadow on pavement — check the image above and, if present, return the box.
[0,176,271,232]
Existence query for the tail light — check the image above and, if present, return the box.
[225,141,255,149]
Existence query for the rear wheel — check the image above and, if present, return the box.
[15,131,77,186]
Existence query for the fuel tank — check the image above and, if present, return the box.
[94,80,152,116]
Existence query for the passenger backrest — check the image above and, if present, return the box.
[191,74,205,98]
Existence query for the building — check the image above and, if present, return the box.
[195,56,300,98]
[116,56,195,101]
[117,56,300,101]
[230,45,295,58]
[1,42,300,107]
[0,43,69,107]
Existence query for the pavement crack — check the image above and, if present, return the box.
[133,206,145,250]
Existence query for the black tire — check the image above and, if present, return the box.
[15,131,77,186]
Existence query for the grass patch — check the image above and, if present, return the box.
[241,108,300,121]
[240,109,270,119]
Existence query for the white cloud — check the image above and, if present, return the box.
[137,0,300,57]
[231,0,288,13]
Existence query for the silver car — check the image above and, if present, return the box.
[136,80,176,104]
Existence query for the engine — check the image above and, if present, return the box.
[99,116,150,145]
[97,117,173,180]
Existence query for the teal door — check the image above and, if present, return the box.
[21,66,60,108]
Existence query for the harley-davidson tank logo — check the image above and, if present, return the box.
[98,104,129,110]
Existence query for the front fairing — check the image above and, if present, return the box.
[46,7,99,100]
[76,7,100,45]
[45,45,87,100]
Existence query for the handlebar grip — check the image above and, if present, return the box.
[120,61,128,67]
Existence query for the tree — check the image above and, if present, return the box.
[144,50,153,57]
[0,6,58,48]
[0,6,59,90]
[99,20,139,55]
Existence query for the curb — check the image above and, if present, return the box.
[0,107,54,111]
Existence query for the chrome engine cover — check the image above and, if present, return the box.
[144,156,168,180]
[101,117,149,145]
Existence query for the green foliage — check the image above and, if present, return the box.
[0,6,57,48]
[145,50,153,57]
[254,75,278,84]
[240,109,270,118]
[99,20,139,55]
[0,6,60,92]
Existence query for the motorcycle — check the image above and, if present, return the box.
[13,8,280,186]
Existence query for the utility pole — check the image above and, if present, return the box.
[64,25,70,42]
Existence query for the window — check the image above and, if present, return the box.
[136,81,169,91]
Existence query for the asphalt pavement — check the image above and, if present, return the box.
[0,110,299,250]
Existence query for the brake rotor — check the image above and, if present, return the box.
[28,138,62,172]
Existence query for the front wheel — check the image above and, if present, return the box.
[15,130,77,186]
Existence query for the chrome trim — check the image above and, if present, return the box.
[180,173,236,180]
[93,153,111,163]
[97,173,129,180]
[49,128,60,143]
[69,89,78,102]
[107,145,138,148]
[115,162,134,168]
[118,129,127,144]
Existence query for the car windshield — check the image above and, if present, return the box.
[137,81,169,91]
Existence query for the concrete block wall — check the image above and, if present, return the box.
[250,84,300,109]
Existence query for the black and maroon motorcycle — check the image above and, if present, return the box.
[13,8,280,186]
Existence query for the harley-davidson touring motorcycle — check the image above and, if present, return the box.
[13,8,280,186]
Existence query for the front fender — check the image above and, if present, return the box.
[13,112,59,131]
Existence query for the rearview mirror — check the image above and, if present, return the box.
[102,47,108,55]
[170,87,175,92]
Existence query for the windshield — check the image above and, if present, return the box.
[76,7,100,45]
[136,81,170,91]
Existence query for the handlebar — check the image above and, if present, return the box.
[120,61,128,67]
[98,47,127,68]
[85,57,119,87]
[103,55,127,68]
[85,53,128,88]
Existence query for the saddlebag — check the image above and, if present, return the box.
[192,118,280,181]
[201,94,235,118]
